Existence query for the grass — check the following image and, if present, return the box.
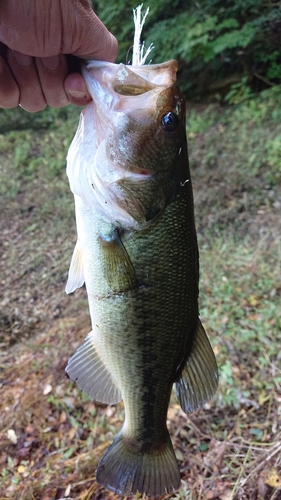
[199,238,281,409]
[0,86,281,499]
[187,87,281,235]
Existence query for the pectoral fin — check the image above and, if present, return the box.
[175,319,218,413]
[99,229,138,293]
[65,330,122,405]
[65,240,85,294]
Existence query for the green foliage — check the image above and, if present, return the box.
[0,106,80,197]
[199,237,281,409]
[187,86,281,198]
[186,106,221,134]
[0,106,70,134]
[94,0,281,98]
[184,86,281,408]
[225,76,254,104]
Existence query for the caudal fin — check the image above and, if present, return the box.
[96,430,181,497]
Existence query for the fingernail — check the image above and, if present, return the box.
[13,51,32,66]
[41,55,61,70]
[67,89,88,99]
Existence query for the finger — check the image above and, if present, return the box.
[74,22,118,62]
[0,55,20,108]
[7,49,47,112]
[35,54,70,108]
[63,3,118,62]
[64,72,91,106]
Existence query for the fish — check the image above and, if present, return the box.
[65,57,218,497]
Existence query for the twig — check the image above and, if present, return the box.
[184,416,211,439]
[225,436,281,448]
[82,481,97,500]
[264,352,281,375]
[231,444,253,497]
[71,476,96,487]
[253,71,275,87]
[240,442,281,487]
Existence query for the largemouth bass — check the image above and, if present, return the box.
[65,58,218,497]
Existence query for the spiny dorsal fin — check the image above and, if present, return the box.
[175,319,218,413]
[65,330,122,405]
[65,240,85,294]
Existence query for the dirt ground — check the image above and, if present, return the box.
[1,187,280,500]
[0,100,280,499]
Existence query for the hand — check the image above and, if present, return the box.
[0,0,118,111]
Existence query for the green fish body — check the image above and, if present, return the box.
[65,59,218,497]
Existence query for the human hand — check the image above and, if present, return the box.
[0,0,117,111]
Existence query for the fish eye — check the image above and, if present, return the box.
[161,111,178,132]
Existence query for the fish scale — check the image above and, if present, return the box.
[65,57,218,497]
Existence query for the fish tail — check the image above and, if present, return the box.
[96,429,181,497]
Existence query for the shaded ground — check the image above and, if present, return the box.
[0,93,281,499]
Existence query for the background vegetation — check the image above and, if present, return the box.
[94,0,281,98]
[0,2,281,499]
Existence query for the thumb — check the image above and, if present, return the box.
[65,3,118,62]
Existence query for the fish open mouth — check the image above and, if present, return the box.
[66,58,183,229]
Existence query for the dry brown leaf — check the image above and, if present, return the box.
[219,488,234,500]
[258,476,269,499]
[68,426,77,440]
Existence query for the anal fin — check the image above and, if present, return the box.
[65,331,122,405]
[65,240,85,294]
[175,319,218,413]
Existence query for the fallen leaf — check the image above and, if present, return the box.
[68,427,77,440]
[219,488,233,500]
[263,467,281,489]
[216,443,226,468]
[64,484,71,496]
[59,410,67,423]
[43,383,52,395]
[175,449,184,461]
[258,476,269,499]
[7,429,18,444]
[248,294,259,306]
